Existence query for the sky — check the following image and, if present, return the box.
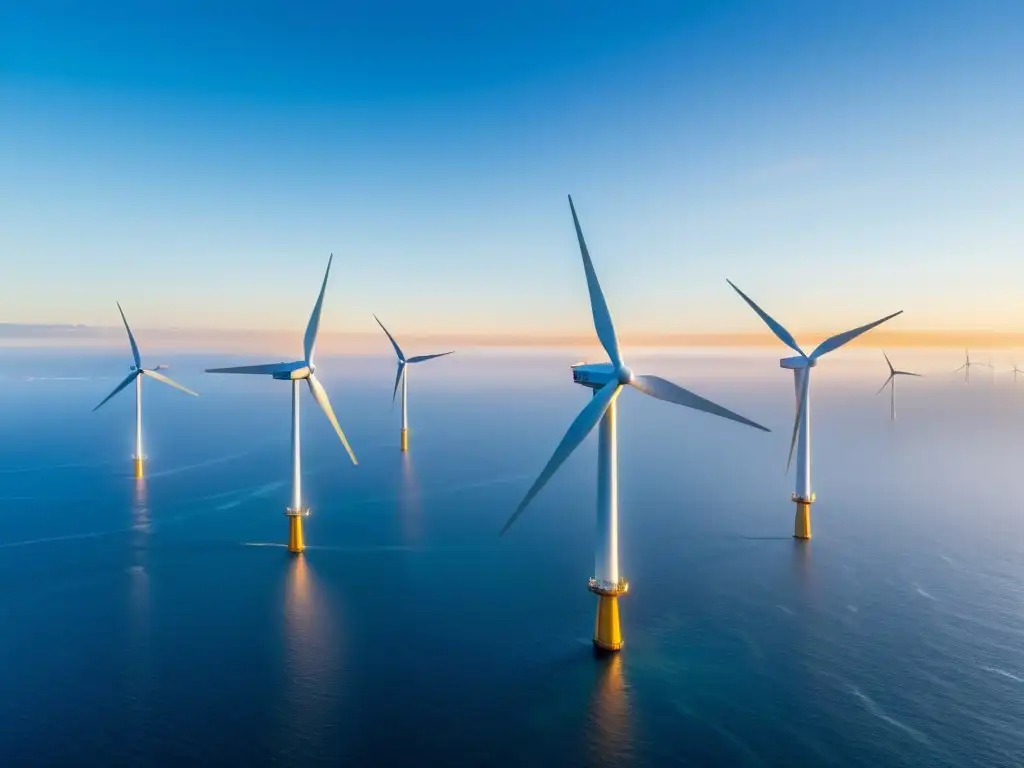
[1,0,1022,346]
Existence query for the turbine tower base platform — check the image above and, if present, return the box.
[285,507,310,554]
[400,428,409,452]
[589,577,629,652]
[792,493,815,540]
[133,456,145,479]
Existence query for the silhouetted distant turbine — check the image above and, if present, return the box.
[953,349,989,384]
[876,350,921,421]
[1012,362,1023,384]
[93,303,198,478]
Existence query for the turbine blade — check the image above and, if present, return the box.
[895,371,922,377]
[568,195,622,368]
[407,351,455,363]
[876,374,894,395]
[205,362,294,375]
[307,374,358,466]
[630,374,769,432]
[952,365,966,372]
[142,369,198,397]
[809,310,903,361]
[500,380,621,536]
[117,302,142,369]
[93,371,139,411]
[787,370,809,474]
[725,280,805,358]
[391,362,405,408]
[374,314,405,362]
[304,254,333,367]
[882,349,894,373]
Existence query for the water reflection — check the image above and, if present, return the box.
[792,539,814,588]
[130,477,150,614]
[585,652,632,764]
[279,555,344,760]
[398,452,423,544]
[127,477,152,760]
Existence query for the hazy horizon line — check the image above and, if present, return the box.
[3,323,1024,353]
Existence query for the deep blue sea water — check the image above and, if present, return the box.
[0,348,1022,766]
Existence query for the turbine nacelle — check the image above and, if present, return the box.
[271,363,312,380]
[571,362,615,389]
[780,356,814,370]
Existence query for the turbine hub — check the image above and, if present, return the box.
[616,365,634,385]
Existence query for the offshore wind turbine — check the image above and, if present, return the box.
[726,281,902,540]
[500,196,769,653]
[373,316,454,451]
[205,255,358,554]
[93,303,198,478]
[1012,362,1023,384]
[953,350,988,384]
[876,350,921,421]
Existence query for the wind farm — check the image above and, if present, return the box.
[4,2,1024,765]
[205,255,358,553]
[374,315,454,451]
[92,303,198,478]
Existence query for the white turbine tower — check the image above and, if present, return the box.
[93,303,198,478]
[500,196,769,653]
[373,315,454,451]
[726,281,902,540]
[953,350,988,384]
[205,255,357,554]
[876,350,921,421]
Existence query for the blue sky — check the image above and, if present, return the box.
[2,1,1022,339]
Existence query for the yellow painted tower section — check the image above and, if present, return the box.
[594,594,623,652]
[793,494,814,540]
[133,457,144,479]
[288,515,305,553]
[400,428,409,452]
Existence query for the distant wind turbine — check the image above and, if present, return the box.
[876,350,921,421]
[501,196,769,653]
[205,255,357,554]
[726,281,902,540]
[93,303,198,478]
[953,350,989,384]
[374,316,453,451]
[1012,362,1023,384]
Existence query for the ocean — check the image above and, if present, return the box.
[0,348,1021,766]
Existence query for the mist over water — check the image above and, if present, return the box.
[0,349,1022,766]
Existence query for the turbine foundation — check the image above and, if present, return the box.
[400,428,408,452]
[133,456,144,479]
[285,507,309,553]
[589,577,629,652]
[792,493,815,540]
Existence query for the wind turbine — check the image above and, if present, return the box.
[205,255,358,554]
[876,350,921,421]
[953,350,988,384]
[500,196,769,653]
[93,303,198,478]
[1012,362,1023,384]
[373,316,454,451]
[726,281,902,540]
